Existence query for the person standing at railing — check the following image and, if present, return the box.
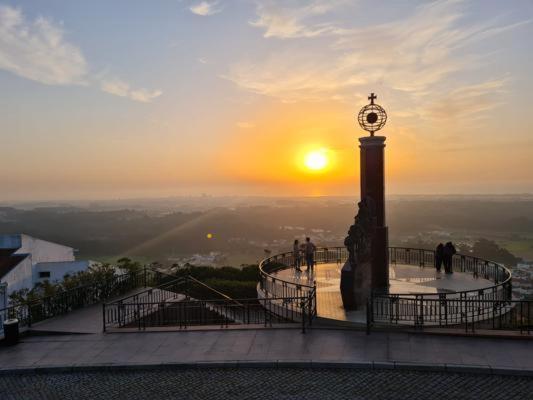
[443,242,457,274]
[293,239,302,272]
[304,237,317,273]
[435,243,444,273]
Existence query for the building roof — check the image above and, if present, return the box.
[0,234,74,252]
[0,254,29,280]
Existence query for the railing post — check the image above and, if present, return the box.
[102,303,106,332]
[308,293,312,326]
[417,295,424,329]
[263,299,267,328]
[314,281,317,318]
[301,299,306,334]
[137,302,141,331]
[143,265,147,288]
[366,297,372,335]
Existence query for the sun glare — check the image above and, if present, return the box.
[304,150,328,171]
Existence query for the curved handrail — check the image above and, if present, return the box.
[259,246,512,300]
[387,247,512,299]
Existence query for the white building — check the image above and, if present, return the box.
[0,234,94,308]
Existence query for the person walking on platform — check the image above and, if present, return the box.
[304,237,317,273]
[443,242,457,274]
[435,243,444,273]
[293,239,302,272]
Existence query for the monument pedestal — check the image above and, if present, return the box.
[340,134,389,309]
[359,136,389,294]
[340,260,372,310]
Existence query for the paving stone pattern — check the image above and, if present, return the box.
[0,367,531,400]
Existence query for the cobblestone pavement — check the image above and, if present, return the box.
[0,368,531,400]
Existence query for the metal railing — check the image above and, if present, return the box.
[0,269,147,334]
[364,247,519,333]
[368,296,532,334]
[259,248,347,319]
[259,246,512,328]
[388,247,512,298]
[103,270,316,332]
[103,296,313,332]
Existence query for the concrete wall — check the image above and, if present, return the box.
[2,257,33,294]
[33,261,92,284]
[16,234,75,264]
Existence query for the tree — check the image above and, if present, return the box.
[471,238,521,266]
[116,257,142,273]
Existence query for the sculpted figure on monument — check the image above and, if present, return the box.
[344,197,377,269]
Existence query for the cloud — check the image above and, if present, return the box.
[189,1,222,16]
[236,121,255,129]
[0,5,162,103]
[224,50,366,103]
[227,0,527,119]
[426,79,507,120]
[101,79,162,103]
[0,5,88,85]
[250,0,348,38]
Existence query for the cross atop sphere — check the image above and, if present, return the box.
[357,92,387,136]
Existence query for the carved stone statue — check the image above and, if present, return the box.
[344,197,376,269]
[340,196,377,309]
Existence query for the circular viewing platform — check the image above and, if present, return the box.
[258,247,512,327]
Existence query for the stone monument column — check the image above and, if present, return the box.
[359,136,389,292]
[340,93,389,310]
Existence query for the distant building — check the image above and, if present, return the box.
[512,263,533,299]
[0,234,94,308]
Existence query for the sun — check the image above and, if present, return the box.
[304,150,328,171]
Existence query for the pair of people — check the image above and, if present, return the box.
[293,237,316,272]
[435,242,457,274]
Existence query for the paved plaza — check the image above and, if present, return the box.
[1,329,532,372]
[0,366,531,400]
[274,263,495,323]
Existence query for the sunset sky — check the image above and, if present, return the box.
[1,0,532,200]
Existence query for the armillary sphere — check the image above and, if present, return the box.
[357,93,387,136]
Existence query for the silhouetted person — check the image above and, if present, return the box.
[435,243,444,273]
[443,242,456,274]
[304,237,316,272]
[293,239,302,272]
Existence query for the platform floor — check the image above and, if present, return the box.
[272,263,496,324]
[28,287,182,335]
[1,329,532,373]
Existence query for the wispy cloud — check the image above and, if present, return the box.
[190,1,222,16]
[426,79,507,120]
[236,121,255,129]
[0,5,88,85]
[250,0,348,39]
[101,79,162,103]
[227,0,527,120]
[224,49,366,103]
[0,5,162,103]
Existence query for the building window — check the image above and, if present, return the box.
[39,271,51,279]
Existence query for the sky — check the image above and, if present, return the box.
[0,0,532,201]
